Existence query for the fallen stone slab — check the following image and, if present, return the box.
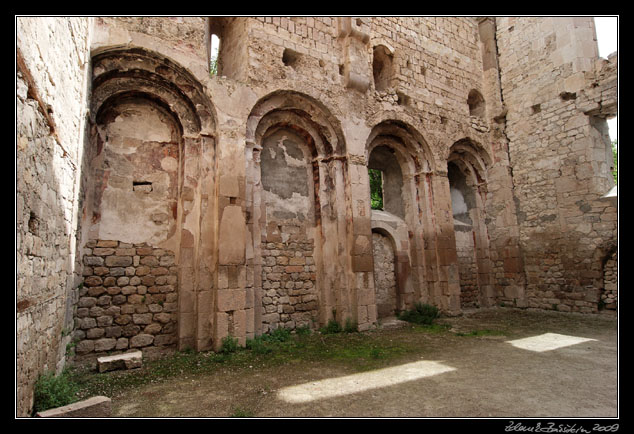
[36,396,111,418]
[97,351,143,373]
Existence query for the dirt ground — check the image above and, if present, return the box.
[110,308,618,418]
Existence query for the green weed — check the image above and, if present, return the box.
[398,302,439,325]
[32,370,80,415]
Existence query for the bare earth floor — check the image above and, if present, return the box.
[109,308,618,419]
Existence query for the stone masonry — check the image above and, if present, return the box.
[75,240,178,358]
[16,16,617,417]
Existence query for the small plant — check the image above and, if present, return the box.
[32,370,80,415]
[245,337,273,355]
[398,302,439,325]
[267,326,292,342]
[65,338,79,357]
[344,318,358,333]
[219,335,239,354]
[320,319,342,334]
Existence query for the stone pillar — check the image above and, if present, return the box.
[347,157,377,330]
[214,134,248,350]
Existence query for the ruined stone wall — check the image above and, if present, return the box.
[16,17,92,417]
[75,240,178,358]
[497,17,618,312]
[601,251,617,311]
[372,232,397,318]
[17,17,617,418]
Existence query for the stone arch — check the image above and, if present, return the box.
[365,119,431,311]
[246,90,346,157]
[87,46,218,352]
[371,219,411,317]
[448,138,494,308]
[365,118,435,174]
[592,241,618,313]
[246,90,349,333]
[91,47,216,136]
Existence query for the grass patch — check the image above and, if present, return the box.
[230,407,254,417]
[68,324,425,400]
[412,323,452,333]
[319,319,342,334]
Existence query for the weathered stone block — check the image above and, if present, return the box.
[97,351,143,373]
[37,396,112,418]
[105,256,133,267]
[130,334,154,348]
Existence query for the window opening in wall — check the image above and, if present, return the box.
[369,168,384,210]
[210,33,220,76]
[372,45,393,92]
[467,89,486,118]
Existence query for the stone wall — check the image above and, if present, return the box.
[372,232,397,318]
[601,251,617,311]
[16,17,93,417]
[16,16,617,417]
[75,240,178,359]
[260,241,318,331]
[454,225,479,308]
[497,17,618,313]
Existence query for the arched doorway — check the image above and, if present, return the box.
[371,229,398,319]
[246,90,348,333]
[447,139,494,308]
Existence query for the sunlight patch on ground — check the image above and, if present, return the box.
[276,360,455,404]
[506,333,597,352]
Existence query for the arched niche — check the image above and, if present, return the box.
[447,138,494,308]
[88,47,217,247]
[246,90,348,332]
[372,44,394,92]
[365,120,432,311]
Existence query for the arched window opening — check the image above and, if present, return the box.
[448,162,479,308]
[368,145,405,219]
[210,33,220,76]
[208,17,246,80]
[467,89,486,119]
[369,168,384,210]
[373,45,394,92]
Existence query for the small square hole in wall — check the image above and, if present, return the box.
[230,197,237,204]
[133,181,153,193]
[531,104,541,114]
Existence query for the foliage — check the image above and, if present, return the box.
[32,370,80,415]
[210,56,218,77]
[343,318,359,333]
[320,319,343,334]
[368,168,384,210]
[220,335,239,354]
[398,302,439,325]
[246,327,293,354]
[295,325,312,336]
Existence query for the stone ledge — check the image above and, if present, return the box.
[97,350,143,373]
[36,396,111,418]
